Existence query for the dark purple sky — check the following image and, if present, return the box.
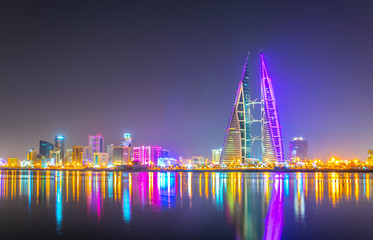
[1,0,373,161]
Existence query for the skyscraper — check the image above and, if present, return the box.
[260,52,284,163]
[55,135,65,161]
[133,146,161,166]
[50,150,61,166]
[107,144,114,165]
[82,146,92,165]
[121,133,132,147]
[368,150,373,165]
[212,148,222,164]
[289,137,308,162]
[220,53,251,165]
[89,134,104,153]
[93,152,109,166]
[72,146,84,166]
[220,52,284,165]
[27,148,38,161]
[39,140,54,157]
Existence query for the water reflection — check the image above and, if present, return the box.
[0,171,373,239]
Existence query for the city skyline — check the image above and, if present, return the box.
[1,1,373,161]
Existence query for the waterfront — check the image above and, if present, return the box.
[1,171,373,239]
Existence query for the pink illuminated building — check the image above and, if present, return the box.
[133,146,162,166]
[88,133,104,154]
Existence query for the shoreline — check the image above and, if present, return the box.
[1,168,373,173]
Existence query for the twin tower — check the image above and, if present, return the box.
[220,52,284,165]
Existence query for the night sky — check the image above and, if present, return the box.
[1,0,373,161]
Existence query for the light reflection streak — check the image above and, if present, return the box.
[264,174,283,240]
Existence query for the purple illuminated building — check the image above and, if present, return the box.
[133,146,162,166]
[261,52,284,163]
[88,134,104,153]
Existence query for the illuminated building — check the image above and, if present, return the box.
[89,134,104,153]
[289,137,308,162]
[121,133,132,147]
[65,148,73,165]
[93,152,109,167]
[123,147,132,164]
[7,158,18,167]
[0,158,7,166]
[72,146,84,166]
[50,150,61,166]
[113,147,124,164]
[133,146,162,166]
[212,148,222,164]
[55,135,65,161]
[368,150,373,165]
[158,158,177,167]
[220,53,251,165]
[261,52,284,163]
[160,149,169,158]
[82,146,92,165]
[112,146,132,165]
[107,144,114,164]
[27,148,37,161]
[39,140,54,157]
[192,156,205,165]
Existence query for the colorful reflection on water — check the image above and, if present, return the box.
[1,171,373,239]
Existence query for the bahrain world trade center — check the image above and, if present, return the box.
[220,52,284,165]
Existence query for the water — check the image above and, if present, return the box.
[0,170,372,239]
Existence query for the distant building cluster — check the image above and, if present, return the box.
[6,133,180,169]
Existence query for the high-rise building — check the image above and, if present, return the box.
[220,52,284,165]
[27,148,38,161]
[50,150,61,166]
[123,147,132,165]
[113,147,124,165]
[39,140,54,157]
[72,146,84,166]
[82,146,93,165]
[212,148,222,164]
[160,149,169,158]
[89,134,104,153]
[7,158,18,167]
[289,137,308,162]
[121,133,132,147]
[367,150,373,165]
[220,53,251,165]
[133,146,161,166]
[55,135,65,161]
[65,148,73,165]
[260,52,284,163]
[192,156,205,165]
[93,152,109,167]
[107,144,114,165]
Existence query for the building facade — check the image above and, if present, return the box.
[289,137,308,162]
[212,148,222,164]
[82,146,92,165]
[121,133,132,147]
[89,134,104,153]
[27,149,38,161]
[72,146,84,166]
[93,152,109,167]
[39,140,54,157]
[55,135,65,161]
[260,53,284,163]
[133,146,162,166]
[220,53,251,165]
[50,150,61,166]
